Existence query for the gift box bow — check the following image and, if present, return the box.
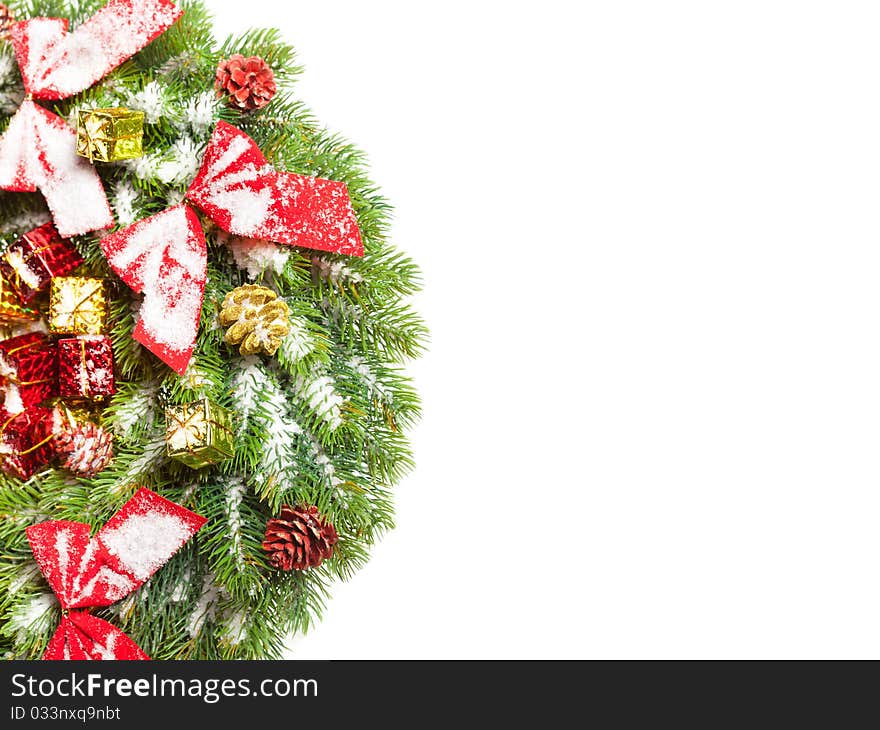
[26,488,206,660]
[100,120,364,375]
[0,0,182,237]
[166,402,231,453]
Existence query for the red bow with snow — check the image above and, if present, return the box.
[100,120,364,374]
[26,488,206,660]
[0,0,182,237]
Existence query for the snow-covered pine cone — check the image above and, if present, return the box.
[219,284,290,356]
[54,420,114,478]
[262,505,339,571]
[215,54,277,111]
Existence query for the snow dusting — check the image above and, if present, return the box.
[124,153,158,181]
[157,51,199,78]
[183,91,220,135]
[0,51,16,85]
[0,89,24,115]
[225,234,290,280]
[211,185,273,232]
[280,316,314,363]
[222,609,247,647]
[126,80,166,124]
[0,209,51,237]
[8,561,41,596]
[170,568,192,602]
[261,386,303,476]
[119,436,167,487]
[9,592,56,642]
[313,256,363,285]
[54,529,70,592]
[230,356,264,433]
[224,478,247,571]
[230,357,303,484]
[100,511,191,582]
[294,372,344,431]
[154,136,203,186]
[187,573,225,638]
[112,180,140,227]
[111,381,158,436]
[349,356,393,403]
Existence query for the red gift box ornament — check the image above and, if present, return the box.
[0,333,57,415]
[26,488,206,660]
[0,223,84,304]
[101,121,364,375]
[0,0,182,237]
[0,406,55,479]
[57,336,115,401]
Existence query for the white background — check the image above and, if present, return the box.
[213,1,880,658]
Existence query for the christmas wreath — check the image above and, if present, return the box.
[0,0,424,659]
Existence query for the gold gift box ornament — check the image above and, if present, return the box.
[49,277,107,335]
[76,108,145,163]
[165,399,235,469]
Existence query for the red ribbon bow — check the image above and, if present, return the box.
[100,121,365,374]
[0,0,182,237]
[26,488,206,660]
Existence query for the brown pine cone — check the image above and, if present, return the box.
[262,505,339,571]
[54,420,114,478]
[215,54,277,111]
[0,4,13,40]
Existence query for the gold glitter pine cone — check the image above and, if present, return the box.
[219,284,290,356]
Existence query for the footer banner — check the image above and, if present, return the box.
[0,660,584,722]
